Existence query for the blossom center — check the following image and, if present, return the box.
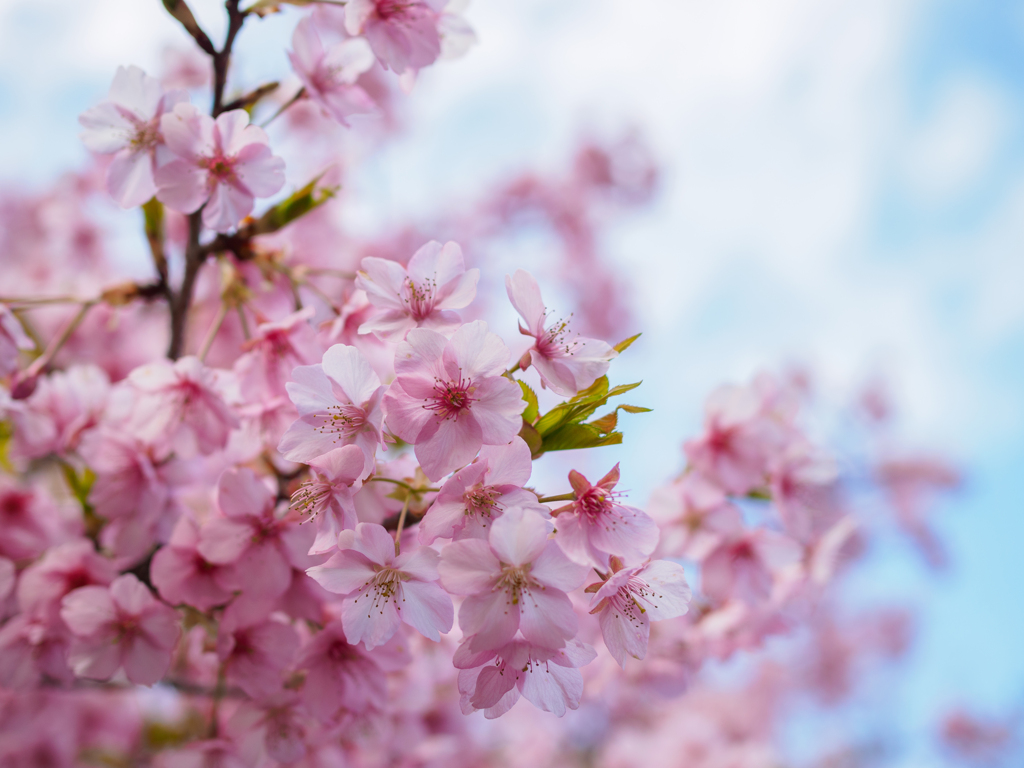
[204,153,238,183]
[496,565,534,605]
[353,568,405,615]
[291,480,332,521]
[536,314,576,360]
[424,375,475,421]
[401,276,437,320]
[463,485,500,519]
[575,486,613,520]
[314,403,367,441]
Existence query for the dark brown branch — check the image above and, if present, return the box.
[162,0,217,56]
[222,81,280,112]
[212,0,248,116]
[167,211,205,360]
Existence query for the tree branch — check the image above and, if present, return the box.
[162,0,217,55]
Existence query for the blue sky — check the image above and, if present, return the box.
[1,0,1022,763]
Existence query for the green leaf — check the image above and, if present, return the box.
[518,422,543,458]
[251,174,337,237]
[606,381,642,398]
[541,423,624,453]
[618,404,652,414]
[613,333,641,354]
[0,421,12,473]
[518,380,539,424]
[589,411,618,434]
[61,462,96,511]
[535,377,645,437]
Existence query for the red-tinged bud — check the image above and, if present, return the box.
[10,369,39,400]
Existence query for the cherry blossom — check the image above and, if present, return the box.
[216,605,299,700]
[684,383,784,495]
[454,637,597,718]
[552,465,659,570]
[294,621,388,721]
[78,65,188,207]
[307,522,453,649]
[700,529,802,605]
[156,104,285,232]
[278,343,386,478]
[288,16,376,127]
[382,320,524,480]
[198,468,313,605]
[506,269,617,396]
[150,516,234,611]
[344,0,447,75]
[647,472,744,560]
[127,356,239,458]
[439,505,588,652]
[356,241,479,339]
[234,307,323,400]
[418,436,537,543]
[16,540,116,621]
[60,574,180,685]
[290,443,365,555]
[589,559,691,667]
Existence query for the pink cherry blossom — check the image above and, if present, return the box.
[439,505,588,652]
[418,436,537,543]
[227,695,308,764]
[150,516,234,611]
[683,383,785,495]
[7,364,110,460]
[0,303,33,376]
[294,621,387,721]
[278,343,385,478]
[60,574,180,685]
[647,472,744,560]
[552,465,659,570]
[0,482,60,562]
[127,356,239,458]
[769,439,839,541]
[700,529,802,605]
[382,320,524,480]
[345,0,446,75]
[16,540,115,620]
[306,522,453,649]
[290,443,365,555]
[589,559,691,667]
[505,269,617,396]
[234,307,323,400]
[198,468,313,605]
[78,65,188,207]
[216,605,299,700]
[356,241,479,339]
[454,637,596,718]
[156,104,285,232]
[288,17,376,127]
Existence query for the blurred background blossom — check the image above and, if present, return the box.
[0,0,1022,764]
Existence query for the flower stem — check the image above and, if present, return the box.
[537,492,575,503]
[394,495,411,555]
[198,302,229,362]
[261,87,306,129]
[368,476,440,494]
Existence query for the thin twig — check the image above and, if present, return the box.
[25,301,96,377]
[368,476,440,494]
[393,495,411,555]
[198,302,230,362]
[260,87,306,129]
[537,492,575,503]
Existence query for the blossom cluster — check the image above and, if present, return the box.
[0,2,969,767]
